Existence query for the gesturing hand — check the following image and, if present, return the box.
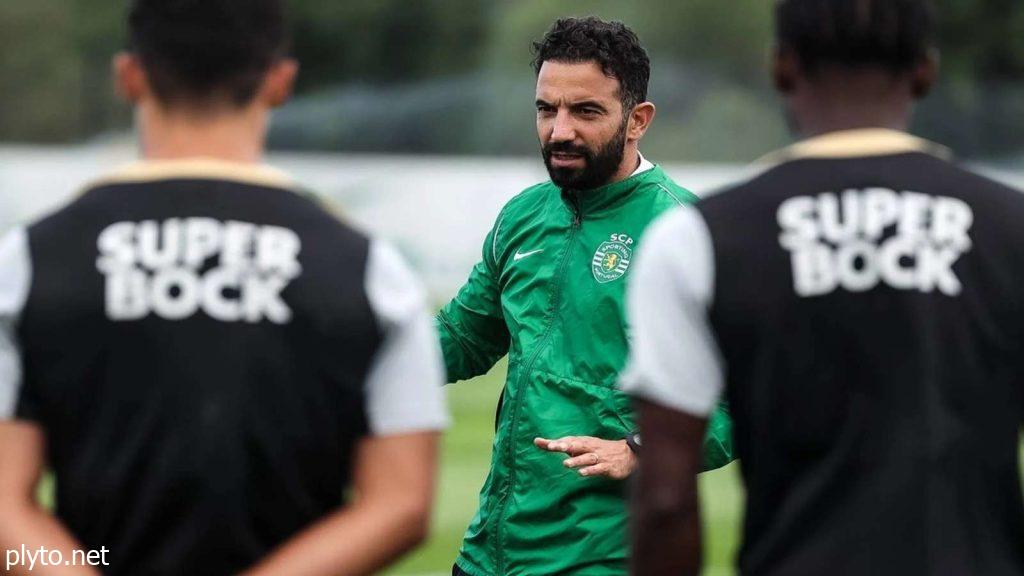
[534,436,637,479]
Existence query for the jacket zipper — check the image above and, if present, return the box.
[494,196,582,574]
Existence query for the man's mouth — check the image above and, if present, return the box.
[549,151,585,168]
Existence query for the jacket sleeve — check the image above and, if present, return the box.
[435,217,510,383]
[700,401,735,472]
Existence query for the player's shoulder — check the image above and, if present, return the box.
[633,165,699,208]
[632,205,717,311]
[694,160,790,212]
[505,179,558,212]
[703,151,1024,211]
[30,162,364,243]
[929,158,1024,211]
[645,204,712,254]
[489,179,561,231]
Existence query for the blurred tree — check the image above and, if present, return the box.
[928,0,1024,157]
[0,0,492,144]
[70,0,128,138]
[940,0,1024,78]
[0,0,1023,161]
[0,1,81,141]
[474,1,781,161]
[288,0,488,88]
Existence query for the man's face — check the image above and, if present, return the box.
[536,60,630,191]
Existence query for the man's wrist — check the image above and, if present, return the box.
[625,432,642,455]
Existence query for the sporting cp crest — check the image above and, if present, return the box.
[592,233,634,283]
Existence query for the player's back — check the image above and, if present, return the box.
[696,131,1024,575]
[6,160,400,574]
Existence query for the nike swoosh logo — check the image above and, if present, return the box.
[514,249,544,262]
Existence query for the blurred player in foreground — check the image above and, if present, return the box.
[437,17,733,576]
[0,1,447,574]
[624,0,1024,574]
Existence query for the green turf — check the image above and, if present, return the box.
[385,361,743,575]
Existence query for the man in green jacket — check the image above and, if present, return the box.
[437,17,734,576]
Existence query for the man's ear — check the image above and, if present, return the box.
[911,49,939,100]
[259,58,299,108]
[772,46,799,95]
[112,52,150,104]
[628,102,656,142]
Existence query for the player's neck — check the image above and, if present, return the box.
[791,71,914,139]
[137,101,268,164]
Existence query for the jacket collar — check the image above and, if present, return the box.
[631,151,655,177]
[756,128,952,167]
[89,157,295,189]
[560,164,664,217]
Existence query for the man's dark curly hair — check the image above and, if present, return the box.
[776,0,935,75]
[128,0,289,108]
[531,17,651,111]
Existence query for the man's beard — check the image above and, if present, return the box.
[542,121,628,192]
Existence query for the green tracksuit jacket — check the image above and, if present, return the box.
[438,165,734,576]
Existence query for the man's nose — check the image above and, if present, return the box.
[550,110,576,143]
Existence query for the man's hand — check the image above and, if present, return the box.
[0,422,101,576]
[240,432,439,576]
[533,436,637,479]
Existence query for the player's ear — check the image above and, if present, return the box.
[772,46,798,95]
[113,52,149,105]
[911,48,939,100]
[627,102,656,142]
[260,58,299,108]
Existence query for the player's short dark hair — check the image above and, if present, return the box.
[775,0,935,74]
[531,17,651,111]
[128,0,289,108]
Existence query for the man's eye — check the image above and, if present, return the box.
[579,108,600,116]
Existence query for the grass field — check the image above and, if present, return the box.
[385,360,744,576]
